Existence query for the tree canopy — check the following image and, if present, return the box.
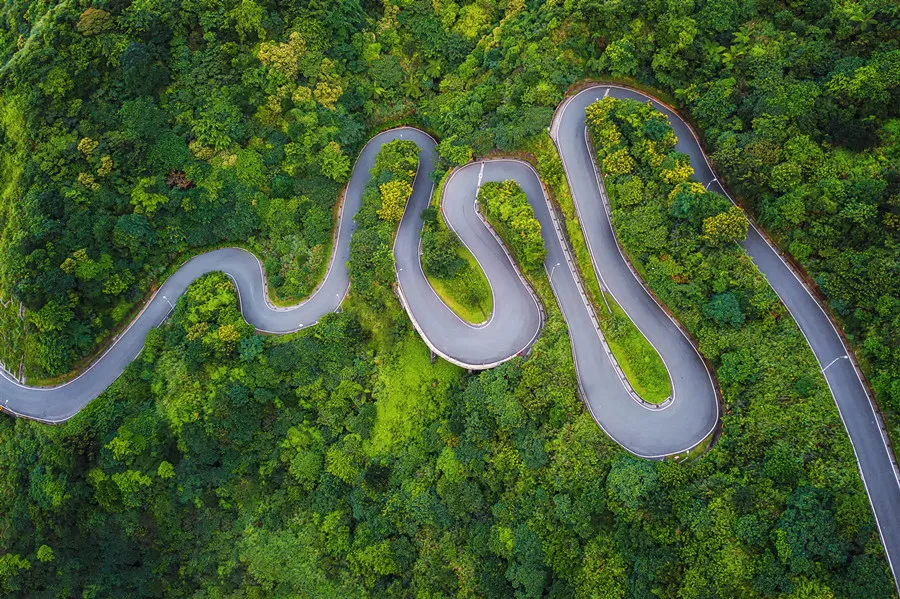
[0,0,897,595]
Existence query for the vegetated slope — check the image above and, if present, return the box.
[0,2,353,379]
[0,0,896,443]
[0,175,893,595]
[1,1,898,429]
[0,96,893,599]
[0,0,897,595]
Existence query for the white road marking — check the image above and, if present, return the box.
[549,262,561,281]
[822,355,849,373]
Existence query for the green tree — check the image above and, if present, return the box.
[601,39,639,78]
[320,141,351,182]
[704,292,745,328]
[377,180,413,223]
[702,206,748,245]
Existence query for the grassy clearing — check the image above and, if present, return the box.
[368,337,463,456]
[603,294,671,403]
[422,171,493,324]
[425,245,493,323]
[521,134,672,404]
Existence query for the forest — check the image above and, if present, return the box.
[0,0,898,596]
[0,135,894,597]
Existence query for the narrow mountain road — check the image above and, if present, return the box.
[553,83,899,590]
[0,128,545,422]
[0,119,721,456]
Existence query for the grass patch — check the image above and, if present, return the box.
[521,134,672,404]
[603,294,671,403]
[421,170,493,324]
[425,247,492,323]
[673,427,716,462]
[368,337,463,456]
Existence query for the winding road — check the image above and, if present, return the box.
[0,84,897,587]
[553,84,900,588]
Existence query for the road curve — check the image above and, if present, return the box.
[0,116,721,456]
[553,83,900,589]
[407,151,718,457]
[393,133,543,369]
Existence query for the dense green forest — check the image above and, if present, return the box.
[0,140,894,597]
[1,0,899,595]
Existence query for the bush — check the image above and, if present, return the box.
[478,180,546,273]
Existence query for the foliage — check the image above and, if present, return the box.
[524,134,672,404]
[0,206,892,595]
[320,141,352,182]
[348,139,418,301]
[0,2,367,377]
[588,95,894,595]
[0,0,897,595]
[377,180,413,223]
[421,206,464,279]
[478,180,547,273]
[1,0,897,449]
[703,205,750,246]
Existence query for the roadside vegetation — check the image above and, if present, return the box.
[420,171,493,324]
[348,139,418,302]
[0,130,890,593]
[602,296,672,403]
[478,176,671,404]
[1,0,897,451]
[478,175,672,403]
[524,135,673,404]
[0,296,23,375]
[477,180,546,274]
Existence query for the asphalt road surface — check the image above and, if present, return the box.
[552,83,899,590]
[0,84,896,590]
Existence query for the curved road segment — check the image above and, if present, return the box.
[0,84,896,587]
[552,83,900,589]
